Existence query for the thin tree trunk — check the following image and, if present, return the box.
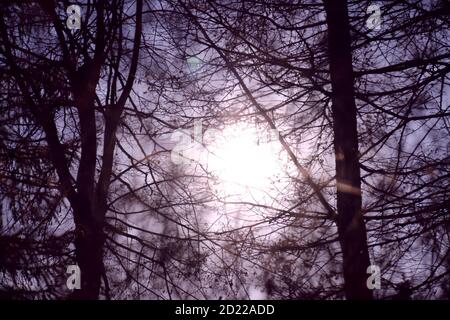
[71,202,105,300]
[70,0,142,300]
[324,0,372,299]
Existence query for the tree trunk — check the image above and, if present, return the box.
[324,0,372,299]
[71,201,105,300]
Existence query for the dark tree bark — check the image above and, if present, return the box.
[70,0,142,299]
[324,0,372,299]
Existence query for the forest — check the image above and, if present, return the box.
[0,0,449,300]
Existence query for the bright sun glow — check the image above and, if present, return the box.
[206,123,285,199]
[173,121,294,231]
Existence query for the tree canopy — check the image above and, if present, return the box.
[0,0,449,300]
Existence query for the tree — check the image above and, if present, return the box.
[324,0,371,299]
[0,0,143,299]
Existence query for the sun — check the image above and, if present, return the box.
[205,122,285,199]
